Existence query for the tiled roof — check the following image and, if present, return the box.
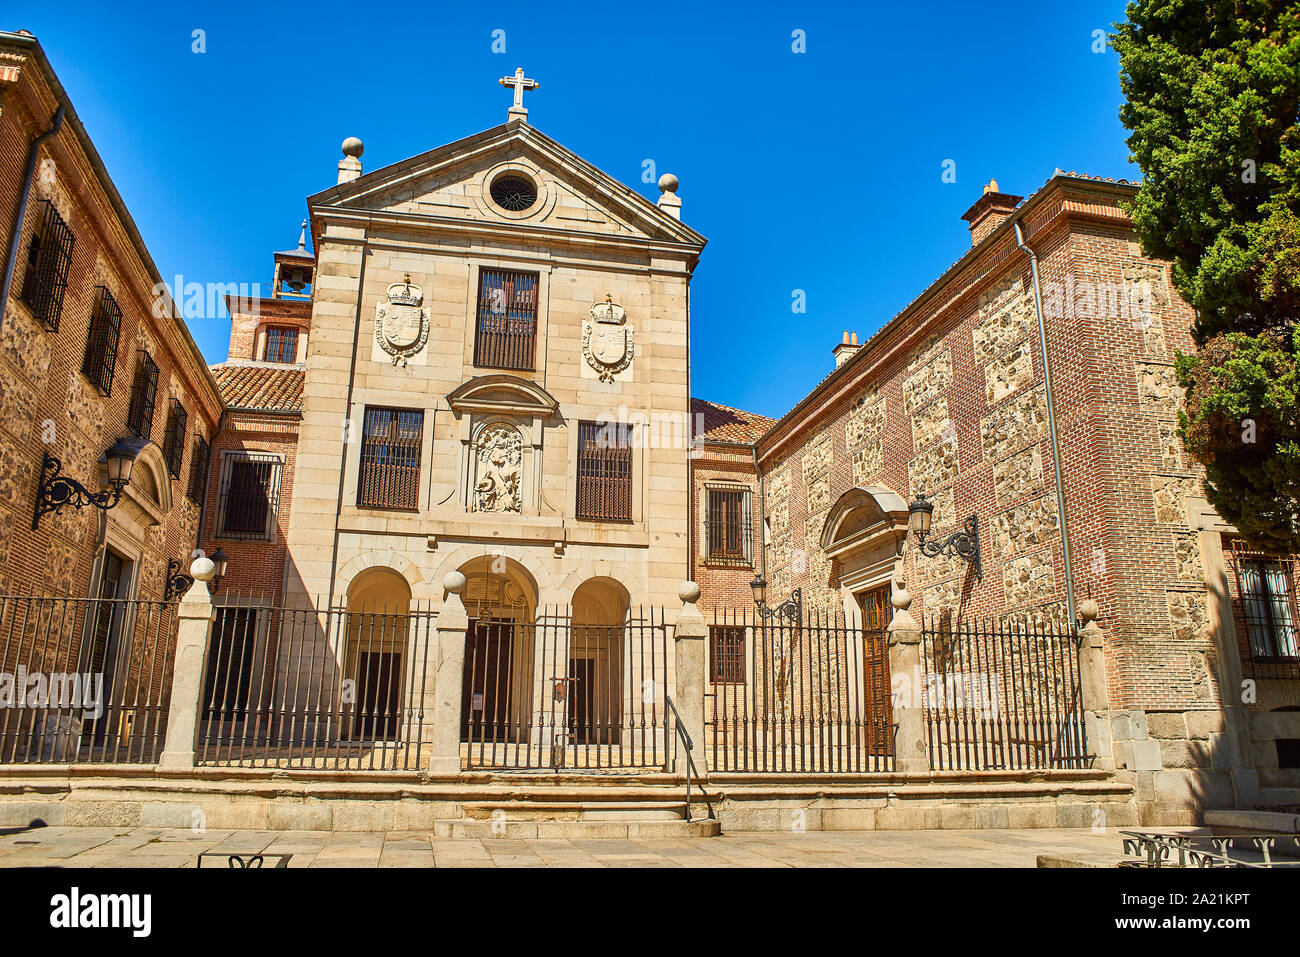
[691,397,775,444]
[211,363,304,412]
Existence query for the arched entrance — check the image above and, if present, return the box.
[456,556,538,744]
[570,578,631,745]
[344,567,411,740]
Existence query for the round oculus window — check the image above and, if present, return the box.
[489,173,539,212]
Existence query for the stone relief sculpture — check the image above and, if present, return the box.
[582,295,634,382]
[374,274,430,366]
[474,423,523,513]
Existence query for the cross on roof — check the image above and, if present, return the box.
[499,67,538,122]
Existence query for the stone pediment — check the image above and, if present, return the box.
[308,123,705,248]
[820,485,910,560]
[446,374,559,418]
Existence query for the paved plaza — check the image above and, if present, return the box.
[0,824,1142,868]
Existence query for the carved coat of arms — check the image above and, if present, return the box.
[375,275,430,366]
[582,295,634,382]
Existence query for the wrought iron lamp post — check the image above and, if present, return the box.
[32,439,137,530]
[908,492,982,578]
[749,575,802,623]
[209,548,229,593]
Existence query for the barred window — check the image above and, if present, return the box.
[1231,547,1300,659]
[357,406,424,510]
[187,436,209,504]
[161,398,188,478]
[709,625,745,684]
[575,420,632,522]
[263,325,299,363]
[706,487,752,564]
[474,268,538,371]
[81,286,121,396]
[125,352,159,439]
[217,452,282,540]
[19,199,75,332]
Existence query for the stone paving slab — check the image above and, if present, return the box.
[0,825,1162,868]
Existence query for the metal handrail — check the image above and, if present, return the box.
[1119,830,1300,868]
[664,695,716,822]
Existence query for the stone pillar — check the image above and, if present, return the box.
[886,576,929,774]
[673,581,708,775]
[158,558,217,769]
[429,571,468,775]
[1077,598,1115,771]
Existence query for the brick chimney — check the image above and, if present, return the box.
[833,330,861,368]
[961,179,1022,246]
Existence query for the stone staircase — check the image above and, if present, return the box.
[432,789,719,839]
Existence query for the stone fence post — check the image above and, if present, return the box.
[159,558,217,769]
[429,571,468,775]
[673,582,708,776]
[887,576,930,774]
[1076,598,1115,770]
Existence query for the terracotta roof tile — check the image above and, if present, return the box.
[691,397,775,444]
[211,363,304,412]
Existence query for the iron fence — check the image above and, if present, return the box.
[919,615,1088,770]
[463,608,671,770]
[0,594,177,764]
[705,607,895,772]
[197,601,436,770]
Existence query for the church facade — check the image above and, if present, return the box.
[2,31,1298,827]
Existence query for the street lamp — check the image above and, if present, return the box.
[908,492,982,578]
[209,548,229,592]
[750,575,802,623]
[32,439,137,530]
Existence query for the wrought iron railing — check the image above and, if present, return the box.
[1120,830,1300,868]
[705,606,895,773]
[664,694,715,822]
[197,600,437,770]
[920,615,1088,771]
[0,594,177,764]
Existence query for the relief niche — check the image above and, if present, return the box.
[474,422,523,513]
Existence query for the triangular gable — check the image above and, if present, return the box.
[308,122,706,247]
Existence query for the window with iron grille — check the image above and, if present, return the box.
[709,625,746,684]
[187,436,209,504]
[1231,546,1300,660]
[263,325,299,363]
[125,352,159,440]
[81,286,121,397]
[161,398,188,478]
[575,420,633,522]
[217,452,283,540]
[357,406,424,510]
[474,268,538,371]
[19,199,75,332]
[706,486,752,564]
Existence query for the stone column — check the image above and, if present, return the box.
[673,582,708,775]
[158,558,217,769]
[886,576,929,774]
[429,571,468,775]
[1076,598,1115,770]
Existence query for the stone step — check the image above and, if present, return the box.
[458,801,685,821]
[432,817,721,839]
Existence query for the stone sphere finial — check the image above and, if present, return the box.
[657,173,679,194]
[190,556,215,582]
[1079,597,1099,624]
[341,136,364,158]
[891,575,912,612]
[443,570,467,595]
[678,581,701,605]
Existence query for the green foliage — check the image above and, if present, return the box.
[1114,0,1300,549]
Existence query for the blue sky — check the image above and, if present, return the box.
[9,0,1136,419]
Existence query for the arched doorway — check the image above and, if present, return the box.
[344,568,411,740]
[455,556,538,744]
[570,578,631,746]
